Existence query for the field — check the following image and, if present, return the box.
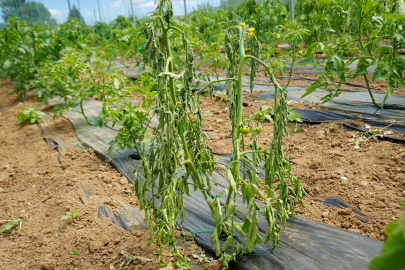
[0,0,405,269]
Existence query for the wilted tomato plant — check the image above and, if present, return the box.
[133,0,305,269]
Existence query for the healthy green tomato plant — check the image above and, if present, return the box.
[106,71,156,156]
[299,0,405,109]
[17,105,46,125]
[36,51,129,126]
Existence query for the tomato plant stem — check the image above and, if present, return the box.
[158,6,211,204]
[358,10,380,108]
[80,100,94,126]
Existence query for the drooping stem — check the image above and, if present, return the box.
[225,29,246,209]
[284,37,297,90]
[80,100,95,126]
[240,149,267,156]
[197,78,236,95]
[158,6,211,204]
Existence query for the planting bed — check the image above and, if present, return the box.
[2,0,405,268]
[0,78,219,270]
[1,65,404,269]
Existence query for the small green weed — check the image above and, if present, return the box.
[253,105,274,122]
[330,124,336,131]
[254,105,302,123]
[71,249,78,255]
[17,105,46,125]
[61,210,79,224]
[0,218,21,233]
[287,111,303,123]
[292,123,301,133]
[213,90,228,102]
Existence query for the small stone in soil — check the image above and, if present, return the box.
[338,208,353,215]
[119,178,128,185]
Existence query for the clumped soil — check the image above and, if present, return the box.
[1,72,404,269]
[200,93,405,242]
[0,78,220,270]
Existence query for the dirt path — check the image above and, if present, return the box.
[0,78,218,270]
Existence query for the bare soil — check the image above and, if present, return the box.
[200,93,405,242]
[1,72,404,269]
[0,78,220,270]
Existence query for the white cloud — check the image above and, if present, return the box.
[49,9,62,17]
[109,0,123,8]
[140,1,156,8]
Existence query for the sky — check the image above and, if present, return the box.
[0,0,223,24]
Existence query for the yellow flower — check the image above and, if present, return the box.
[248,33,253,38]
[249,28,255,33]
[240,22,245,28]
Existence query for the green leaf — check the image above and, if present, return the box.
[387,79,395,97]
[234,225,245,237]
[372,67,387,82]
[159,70,186,80]
[242,218,252,233]
[329,54,346,83]
[261,105,270,111]
[2,60,11,70]
[61,216,69,220]
[297,58,319,69]
[301,80,328,99]
[226,169,237,192]
[252,184,265,199]
[0,224,13,232]
[222,235,233,252]
[210,229,221,257]
[305,43,317,59]
[114,78,120,89]
[118,35,130,43]
[394,33,405,42]
[12,218,21,223]
[264,114,273,121]
[368,242,405,270]
[236,242,243,259]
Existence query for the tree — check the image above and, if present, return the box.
[68,4,85,25]
[0,0,56,26]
